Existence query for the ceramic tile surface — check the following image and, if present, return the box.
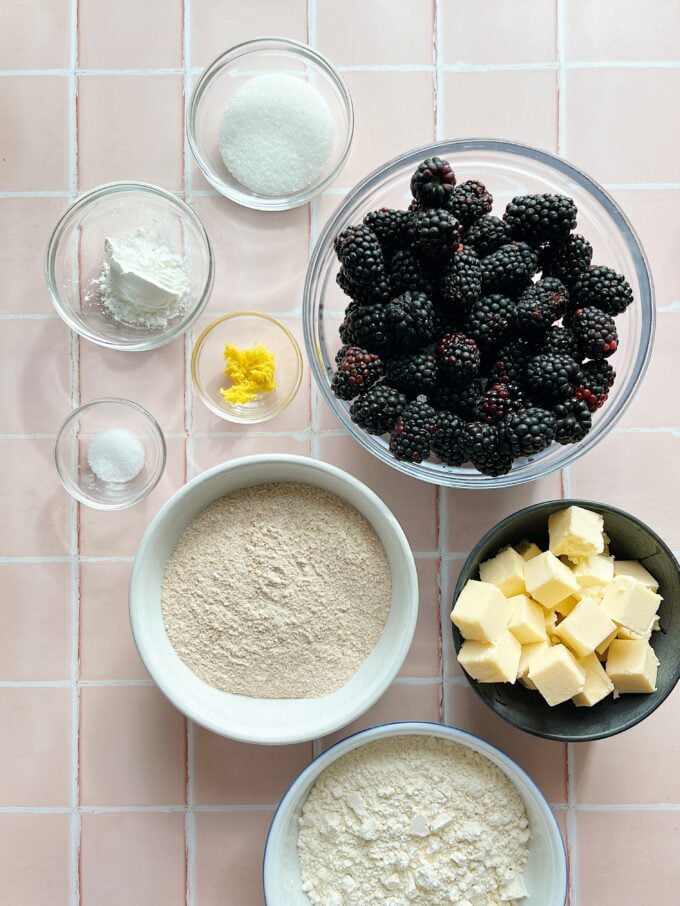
[1,1,678,904]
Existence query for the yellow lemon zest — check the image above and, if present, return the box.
[220,342,276,405]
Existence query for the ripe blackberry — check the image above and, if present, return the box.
[505,407,557,457]
[363,208,411,252]
[575,360,616,411]
[436,332,481,384]
[503,193,577,245]
[490,338,535,383]
[437,248,483,308]
[464,215,512,257]
[389,396,438,463]
[462,293,516,350]
[330,346,384,401]
[460,422,513,476]
[448,180,493,227]
[537,325,579,359]
[569,306,618,359]
[515,278,569,336]
[552,398,592,445]
[336,225,385,285]
[431,411,465,466]
[481,242,538,294]
[431,381,484,418]
[383,291,436,350]
[388,248,436,297]
[349,383,407,435]
[334,224,359,255]
[385,352,438,397]
[409,208,463,259]
[336,267,391,305]
[539,233,593,286]
[339,304,393,354]
[525,353,583,403]
[571,266,634,316]
[410,157,456,209]
[477,382,526,424]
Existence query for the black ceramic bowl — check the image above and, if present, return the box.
[451,499,680,742]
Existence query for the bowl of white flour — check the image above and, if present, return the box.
[129,455,418,745]
[263,722,567,905]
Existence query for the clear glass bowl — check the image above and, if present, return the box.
[54,398,166,509]
[187,37,354,210]
[303,139,655,489]
[46,182,214,351]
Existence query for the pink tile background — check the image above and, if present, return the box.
[0,1,678,904]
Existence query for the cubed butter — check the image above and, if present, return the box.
[524,551,580,609]
[528,644,586,706]
[450,580,512,643]
[517,639,552,690]
[479,546,526,597]
[548,505,605,559]
[555,594,579,616]
[606,639,659,693]
[572,653,615,707]
[600,575,662,637]
[515,539,542,561]
[554,596,617,658]
[595,627,618,660]
[617,624,652,642]
[508,594,547,644]
[572,554,614,588]
[457,631,522,683]
[545,608,560,640]
[613,560,660,592]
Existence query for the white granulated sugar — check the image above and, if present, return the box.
[298,735,531,906]
[86,428,145,483]
[219,74,335,196]
[161,482,391,698]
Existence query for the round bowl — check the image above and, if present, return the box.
[303,139,655,488]
[263,721,568,905]
[54,398,166,509]
[451,499,680,742]
[46,182,214,351]
[191,312,303,423]
[187,37,353,210]
[129,455,418,745]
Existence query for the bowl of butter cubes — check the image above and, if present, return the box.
[451,500,680,741]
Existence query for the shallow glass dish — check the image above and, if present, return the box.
[191,312,303,424]
[187,37,353,210]
[55,398,166,509]
[46,182,214,351]
[303,139,655,489]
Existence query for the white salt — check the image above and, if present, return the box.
[87,429,146,483]
[218,73,335,196]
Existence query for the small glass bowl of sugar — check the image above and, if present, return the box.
[54,398,166,509]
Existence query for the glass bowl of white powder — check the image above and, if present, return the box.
[187,38,354,210]
[46,182,214,351]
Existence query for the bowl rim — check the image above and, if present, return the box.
[129,454,419,744]
[262,719,568,905]
[303,137,656,489]
[451,497,680,742]
[45,180,215,351]
[186,36,355,211]
[54,396,167,510]
[191,311,304,423]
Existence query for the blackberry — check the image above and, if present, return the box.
[437,249,483,308]
[571,266,634,316]
[388,248,435,297]
[436,332,481,384]
[448,180,493,227]
[389,396,438,463]
[336,267,391,305]
[481,242,538,294]
[505,407,557,457]
[385,352,438,397]
[575,360,616,412]
[410,157,456,209]
[363,208,411,252]
[384,291,436,350]
[349,383,407,435]
[540,233,593,286]
[336,225,385,285]
[334,224,359,255]
[490,338,535,383]
[503,193,577,245]
[537,324,580,359]
[462,293,516,350]
[552,398,592,445]
[331,346,384,401]
[515,278,569,336]
[477,382,526,424]
[339,299,362,345]
[431,381,484,418]
[525,353,583,403]
[464,215,512,257]
[408,208,463,259]
[460,422,513,476]
[431,411,465,466]
[340,304,393,354]
[569,306,619,359]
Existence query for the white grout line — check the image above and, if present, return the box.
[556,0,567,157]
[567,742,579,905]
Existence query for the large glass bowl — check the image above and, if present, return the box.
[303,140,655,489]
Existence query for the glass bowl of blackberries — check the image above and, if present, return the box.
[303,140,654,488]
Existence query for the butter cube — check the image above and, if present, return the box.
[528,644,586,706]
[572,653,615,707]
[595,627,618,660]
[457,631,522,683]
[515,539,542,561]
[508,594,547,644]
[572,554,614,589]
[548,506,604,559]
[479,546,526,597]
[606,639,659,693]
[517,639,552,689]
[524,551,580,609]
[545,608,560,640]
[613,560,660,592]
[555,594,579,616]
[617,625,651,641]
[554,596,618,658]
[600,575,662,637]
[450,580,512,643]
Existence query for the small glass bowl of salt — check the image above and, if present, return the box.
[187,37,354,210]
[54,398,166,509]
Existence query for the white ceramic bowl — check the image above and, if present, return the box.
[263,721,568,905]
[129,455,418,745]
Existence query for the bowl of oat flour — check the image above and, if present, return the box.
[264,722,568,905]
[129,455,418,745]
